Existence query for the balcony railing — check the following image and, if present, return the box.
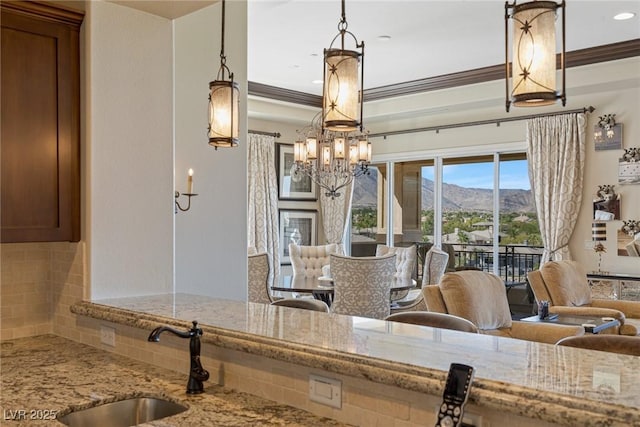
[416,242,544,285]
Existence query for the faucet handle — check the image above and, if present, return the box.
[191,320,203,336]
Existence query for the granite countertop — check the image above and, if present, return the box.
[0,335,350,426]
[70,293,640,427]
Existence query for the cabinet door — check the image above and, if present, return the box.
[1,4,82,242]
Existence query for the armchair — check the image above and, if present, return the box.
[527,260,640,336]
[423,270,584,344]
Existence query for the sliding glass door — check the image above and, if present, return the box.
[350,151,542,284]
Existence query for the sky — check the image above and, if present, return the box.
[422,159,531,190]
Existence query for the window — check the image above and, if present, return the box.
[349,152,542,284]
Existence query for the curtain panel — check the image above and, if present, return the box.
[247,133,280,283]
[526,113,586,263]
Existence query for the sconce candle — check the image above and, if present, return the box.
[187,168,194,194]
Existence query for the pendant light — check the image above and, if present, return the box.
[322,0,365,132]
[208,0,239,148]
[505,0,566,112]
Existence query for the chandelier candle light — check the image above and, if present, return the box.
[292,0,370,199]
[208,0,239,148]
[504,0,566,112]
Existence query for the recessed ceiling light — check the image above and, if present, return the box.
[312,79,323,85]
[310,53,319,57]
[377,35,392,41]
[614,12,635,20]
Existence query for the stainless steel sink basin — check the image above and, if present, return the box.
[57,397,188,427]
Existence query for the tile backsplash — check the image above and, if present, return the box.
[1,241,84,341]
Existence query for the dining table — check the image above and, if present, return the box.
[271,275,416,307]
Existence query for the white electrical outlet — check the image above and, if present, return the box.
[309,374,341,408]
[100,326,116,347]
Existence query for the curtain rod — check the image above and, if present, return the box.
[369,106,595,139]
[249,129,281,138]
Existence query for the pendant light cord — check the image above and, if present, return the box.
[220,0,226,67]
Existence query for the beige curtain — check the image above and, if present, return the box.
[526,113,586,263]
[247,133,280,283]
[319,182,353,249]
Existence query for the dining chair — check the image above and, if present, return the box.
[527,260,640,336]
[375,244,417,301]
[385,312,479,333]
[271,298,330,313]
[289,243,342,278]
[330,253,396,320]
[390,246,449,314]
[248,252,272,304]
[556,335,640,356]
[423,270,584,344]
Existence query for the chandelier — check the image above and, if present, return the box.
[292,0,369,199]
[293,113,371,199]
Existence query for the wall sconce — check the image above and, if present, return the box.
[208,0,239,148]
[505,0,566,112]
[594,114,623,148]
[322,0,364,132]
[175,169,198,213]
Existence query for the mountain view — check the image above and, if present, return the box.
[352,172,535,213]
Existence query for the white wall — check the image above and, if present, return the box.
[174,2,249,299]
[87,1,174,299]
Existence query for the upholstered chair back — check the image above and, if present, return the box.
[528,260,592,307]
[330,253,396,320]
[376,244,416,301]
[422,247,450,286]
[385,312,479,333]
[247,246,257,256]
[556,335,640,356]
[437,270,512,330]
[271,298,330,313]
[375,245,417,279]
[248,252,271,304]
[289,243,341,278]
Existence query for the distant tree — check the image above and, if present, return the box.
[352,207,376,236]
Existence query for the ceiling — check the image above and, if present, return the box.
[90,1,639,98]
[248,1,640,96]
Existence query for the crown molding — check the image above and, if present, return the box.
[248,82,322,108]
[249,39,640,106]
[0,1,84,26]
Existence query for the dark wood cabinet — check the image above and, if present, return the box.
[1,1,83,242]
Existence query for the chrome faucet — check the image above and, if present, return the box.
[148,320,210,394]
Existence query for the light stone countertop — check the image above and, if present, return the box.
[0,335,350,426]
[70,293,640,427]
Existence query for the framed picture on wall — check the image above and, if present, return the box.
[279,209,317,264]
[277,143,317,200]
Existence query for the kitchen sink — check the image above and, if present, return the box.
[57,397,188,427]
